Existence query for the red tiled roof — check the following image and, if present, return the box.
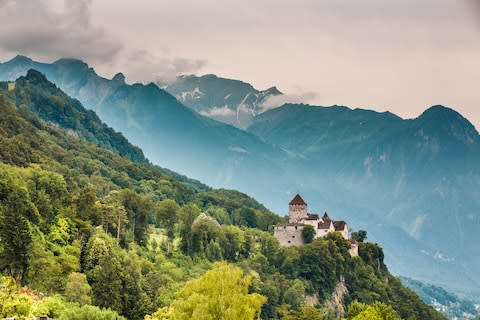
[318,220,331,229]
[289,194,307,205]
[333,221,347,231]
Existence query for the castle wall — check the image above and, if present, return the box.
[274,225,305,246]
[289,204,308,223]
[302,219,317,228]
[339,224,349,240]
[349,242,359,257]
[316,223,335,238]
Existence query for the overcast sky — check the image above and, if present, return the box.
[1,0,479,129]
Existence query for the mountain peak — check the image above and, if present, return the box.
[53,58,89,70]
[24,69,49,83]
[420,105,458,117]
[265,86,282,95]
[112,72,126,84]
[8,55,33,64]
[417,105,474,128]
[415,105,479,143]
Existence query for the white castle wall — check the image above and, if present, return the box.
[274,225,304,246]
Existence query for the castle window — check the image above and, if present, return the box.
[288,240,291,243]
[292,236,295,238]
[295,226,298,230]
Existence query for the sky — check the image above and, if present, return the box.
[1,0,479,129]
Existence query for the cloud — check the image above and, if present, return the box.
[259,91,319,112]
[121,49,207,84]
[199,106,236,117]
[467,0,480,27]
[0,0,122,63]
[0,0,207,84]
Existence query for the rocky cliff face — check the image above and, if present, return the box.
[164,74,282,129]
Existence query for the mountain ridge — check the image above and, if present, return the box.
[164,73,283,129]
[1,56,479,300]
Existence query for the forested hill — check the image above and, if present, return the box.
[0,72,444,319]
[1,69,147,164]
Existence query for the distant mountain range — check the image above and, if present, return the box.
[400,277,479,319]
[248,103,480,299]
[163,74,282,129]
[1,55,479,300]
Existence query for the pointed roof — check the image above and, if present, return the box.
[289,194,307,206]
[322,212,330,221]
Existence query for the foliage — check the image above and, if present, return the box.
[148,263,266,320]
[350,230,367,243]
[0,76,447,320]
[346,301,401,320]
[65,272,92,306]
[58,305,126,320]
[277,304,327,320]
[301,225,315,244]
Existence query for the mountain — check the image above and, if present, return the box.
[163,74,282,129]
[0,71,444,320]
[400,277,479,319]
[248,103,480,298]
[2,69,147,164]
[1,56,479,300]
[0,56,291,205]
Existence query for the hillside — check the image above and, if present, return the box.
[1,56,479,300]
[400,277,479,319]
[248,103,480,298]
[163,74,282,129]
[0,73,444,320]
[0,56,291,205]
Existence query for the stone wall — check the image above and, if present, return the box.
[274,225,304,246]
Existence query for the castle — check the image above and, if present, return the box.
[274,194,358,256]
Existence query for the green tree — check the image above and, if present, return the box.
[351,230,367,243]
[121,189,152,246]
[346,301,401,320]
[283,280,306,310]
[178,204,200,256]
[147,263,266,320]
[156,199,180,241]
[0,176,37,284]
[302,225,315,244]
[220,225,245,261]
[278,304,326,320]
[0,276,33,319]
[232,208,258,228]
[65,272,92,306]
[58,305,126,320]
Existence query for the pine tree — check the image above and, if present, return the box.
[0,185,35,284]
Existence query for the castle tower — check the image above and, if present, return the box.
[288,194,308,223]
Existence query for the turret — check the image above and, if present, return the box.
[288,194,308,223]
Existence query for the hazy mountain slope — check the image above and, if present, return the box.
[163,74,282,129]
[248,103,480,298]
[0,56,291,203]
[1,69,147,164]
[400,277,479,319]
